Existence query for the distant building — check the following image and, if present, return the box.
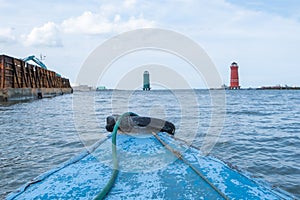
[96,86,106,91]
[143,71,151,90]
[229,62,240,89]
[72,85,93,92]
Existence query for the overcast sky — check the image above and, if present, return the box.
[1,0,300,89]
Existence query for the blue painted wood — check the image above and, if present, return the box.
[7,133,292,200]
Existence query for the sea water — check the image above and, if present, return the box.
[0,90,299,199]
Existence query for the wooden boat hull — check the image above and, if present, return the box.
[7,133,292,200]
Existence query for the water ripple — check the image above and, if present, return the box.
[0,90,299,199]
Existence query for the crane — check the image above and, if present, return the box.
[23,55,61,77]
[23,55,48,70]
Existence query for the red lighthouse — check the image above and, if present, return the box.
[229,62,240,89]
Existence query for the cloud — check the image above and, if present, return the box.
[21,1,155,47]
[22,22,62,47]
[61,11,155,35]
[123,0,137,8]
[0,27,15,43]
[117,15,155,31]
[61,11,112,34]
[61,0,154,34]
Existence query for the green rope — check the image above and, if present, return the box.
[94,112,228,200]
[94,112,138,200]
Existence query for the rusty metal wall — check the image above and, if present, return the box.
[0,55,71,89]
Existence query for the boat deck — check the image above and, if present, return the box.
[7,133,292,200]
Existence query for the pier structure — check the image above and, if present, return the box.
[229,62,240,89]
[0,54,72,101]
[143,71,150,90]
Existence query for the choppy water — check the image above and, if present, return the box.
[0,90,299,199]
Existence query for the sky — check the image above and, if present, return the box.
[1,0,300,89]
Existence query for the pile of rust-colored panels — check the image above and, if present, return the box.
[0,54,71,89]
[0,54,73,102]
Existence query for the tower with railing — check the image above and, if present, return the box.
[229,62,240,89]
